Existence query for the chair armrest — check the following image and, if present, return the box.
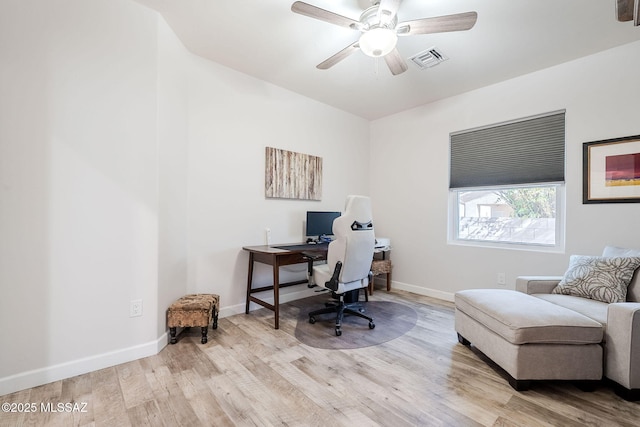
[605,303,640,389]
[515,276,562,294]
[325,261,342,292]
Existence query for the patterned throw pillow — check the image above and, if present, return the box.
[552,255,640,303]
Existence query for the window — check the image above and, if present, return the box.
[449,111,565,250]
[452,184,563,247]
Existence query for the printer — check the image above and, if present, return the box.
[374,237,391,252]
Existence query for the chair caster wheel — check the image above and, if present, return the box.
[309,316,316,324]
[335,327,342,336]
[369,322,375,329]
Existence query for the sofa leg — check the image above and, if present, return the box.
[457,333,471,346]
[508,376,531,391]
[613,385,640,401]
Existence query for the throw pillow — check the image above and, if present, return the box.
[552,255,640,303]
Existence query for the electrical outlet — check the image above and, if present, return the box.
[497,272,506,286]
[130,299,143,317]
[265,228,271,245]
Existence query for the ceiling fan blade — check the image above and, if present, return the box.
[377,0,402,25]
[397,11,478,35]
[317,42,360,70]
[291,1,359,29]
[384,48,408,75]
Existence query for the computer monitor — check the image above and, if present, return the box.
[306,211,341,239]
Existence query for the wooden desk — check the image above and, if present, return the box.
[242,243,328,329]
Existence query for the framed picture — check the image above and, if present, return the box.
[583,135,640,203]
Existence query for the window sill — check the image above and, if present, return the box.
[447,238,565,254]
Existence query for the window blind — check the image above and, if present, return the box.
[450,111,565,188]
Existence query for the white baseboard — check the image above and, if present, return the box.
[220,281,454,320]
[219,286,320,319]
[0,333,168,396]
[220,280,454,319]
[390,280,455,302]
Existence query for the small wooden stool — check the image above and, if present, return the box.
[369,259,392,295]
[167,294,219,344]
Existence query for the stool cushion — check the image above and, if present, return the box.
[455,289,603,345]
[371,259,392,275]
[167,294,219,328]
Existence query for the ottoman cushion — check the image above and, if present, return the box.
[455,289,603,345]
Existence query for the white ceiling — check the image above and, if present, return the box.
[134,0,640,120]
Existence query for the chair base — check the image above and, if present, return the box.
[308,290,375,336]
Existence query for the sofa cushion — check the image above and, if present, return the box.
[532,293,608,328]
[455,289,603,345]
[552,255,640,303]
[602,246,640,302]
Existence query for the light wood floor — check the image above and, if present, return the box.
[1,290,638,426]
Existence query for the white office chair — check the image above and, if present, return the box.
[306,195,376,336]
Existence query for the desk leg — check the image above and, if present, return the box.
[273,259,280,330]
[245,252,254,314]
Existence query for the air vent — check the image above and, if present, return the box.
[409,47,449,69]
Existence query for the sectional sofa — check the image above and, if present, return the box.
[455,246,640,400]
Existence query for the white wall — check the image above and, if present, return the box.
[184,55,371,315]
[370,40,640,300]
[156,10,190,337]
[0,0,370,395]
[0,0,161,394]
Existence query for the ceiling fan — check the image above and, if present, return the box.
[291,0,477,76]
[616,0,640,26]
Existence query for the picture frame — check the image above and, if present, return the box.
[583,135,640,203]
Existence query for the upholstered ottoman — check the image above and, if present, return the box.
[455,289,603,390]
[167,294,219,344]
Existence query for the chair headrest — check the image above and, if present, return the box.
[332,195,373,237]
[343,195,372,222]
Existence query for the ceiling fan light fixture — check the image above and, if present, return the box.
[359,27,397,57]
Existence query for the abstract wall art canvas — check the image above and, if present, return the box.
[265,147,322,200]
[605,152,640,187]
